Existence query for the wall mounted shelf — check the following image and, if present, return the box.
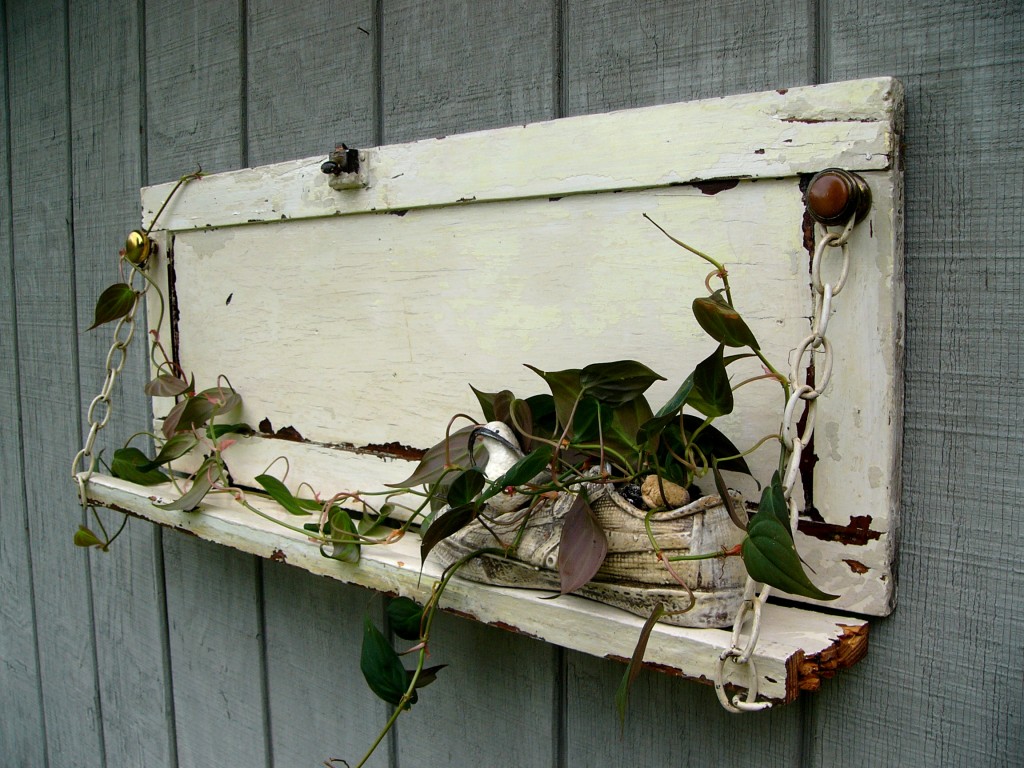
[81,76,903,702]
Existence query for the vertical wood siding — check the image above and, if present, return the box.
[1,1,1020,767]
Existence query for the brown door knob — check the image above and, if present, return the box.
[806,169,872,226]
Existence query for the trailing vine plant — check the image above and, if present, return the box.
[79,182,837,766]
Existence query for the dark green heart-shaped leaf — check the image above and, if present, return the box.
[558,494,608,594]
[579,360,665,405]
[524,365,583,434]
[144,373,193,397]
[446,468,486,508]
[386,425,479,489]
[692,294,759,349]
[742,514,837,600]
[420,503,476,560]
[470,385,515,424]
[360,616,413,707]
[572,396,610,443]
[156,460,218,510]
[638,372,694,448]
[387,597,425,641]
[206,422,254,440]
[89,283,137,330]
[687,345,733,417]
[520,394,558,444]
[322,506,360,563]
[616,602,666,730]
[139,433,198,471]
[111,447,170,486]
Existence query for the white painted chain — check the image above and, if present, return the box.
[71,264,146,508]
[714,213,856,713]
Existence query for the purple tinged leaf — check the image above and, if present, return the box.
[579,360,665,405]
[420,503,476,561]
[470,385,515,423]
[140,433,198,471]
[557,494,608,594]
[692,294,760,349]
[161,399,188,438]
[155,460,217,511]
[144,373,192,397]
[410,665,447,690]
[89,283,137,330]
[255,474,313,516]
[385,425,479,489]
[177,396,216,431]
[714,466,747,531]
[524,364,583,436]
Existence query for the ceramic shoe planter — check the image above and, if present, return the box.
[431,481,748,628]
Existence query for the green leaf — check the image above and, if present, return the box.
[483,445,553,499]
[139,433,198,470]
[742,514,838,600]
[616,602,666,730]
[176,396,216,431]
[579,360,665,405]
[385,425,479,489]
[558,494,608,594]
[682,415,752,476]
[322,506,360,563]
[714,465,747,531]
[195,386,242,414]
[110,447,170,486]
[255,474,313,516]
[692,294,760,349]
[89,283,137,330]
[360,616,414,707]
[446,468,486,508]
[73,525,104,549]
[687,345,734,417]
[524,364,583,434]
[411,665,446,690]
[144,373,192,397]
[420,503,475,561]
[470,386,514,424]
[637,374,693,448]
[207,422,254,440]
[572,396,611,444]
[156,460,218,511]
[758,471,790,532]
[387,597,425,641]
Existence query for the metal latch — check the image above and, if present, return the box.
[321,144,367,190]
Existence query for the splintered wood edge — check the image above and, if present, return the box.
[82,473,868,704]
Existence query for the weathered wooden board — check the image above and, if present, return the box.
[84,473,869,704]
[140,77,902,616]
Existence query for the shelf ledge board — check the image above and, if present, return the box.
[83,473,868,703]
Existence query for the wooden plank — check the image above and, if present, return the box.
[395,614,560,767]
[144,0,244,182]
[806,3,1024,768]
[246,0,375,167]
[0,6,47,764]
[262,565,392,768]
[84,473,870,705]
[6,1,106,764]
[141,77,902,231]
[68,0,177,764]
[144,1,269,765]
[380,0,556,144]
[563,0,813,115]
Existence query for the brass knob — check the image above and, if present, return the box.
[123,230,152,265]
[806,169,871,226]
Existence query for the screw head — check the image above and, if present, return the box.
[124,230,152,265]
[806,168,871,226]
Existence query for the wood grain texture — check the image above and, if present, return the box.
[0,6,48,764]
[144,0,244,181]
[806,2,1024,767]
[163,532,268,767]
[565,649,802,767]
[563,0,812,116]
[262,565,391,768]
[246,0,376,166]
[395,613,560,767]
[145,1,269,765]
[380,0,556,143]
[68,0,177,764]
[6,1,106,765]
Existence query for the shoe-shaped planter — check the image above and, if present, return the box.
[430,481,748,628]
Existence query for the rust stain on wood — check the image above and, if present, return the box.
[843,559,870,574]
[693,179,739,195]
[270,549,287,563]
[796,623,869,694]
[798,515,883,545]
[359,441,426,461]
[257,418,305,442]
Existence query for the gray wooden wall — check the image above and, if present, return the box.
[1,1,1021,766]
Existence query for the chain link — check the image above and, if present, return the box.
[713,213,858,713]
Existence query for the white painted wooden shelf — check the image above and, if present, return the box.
[83,473,868,703]
[81,76,902,703]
